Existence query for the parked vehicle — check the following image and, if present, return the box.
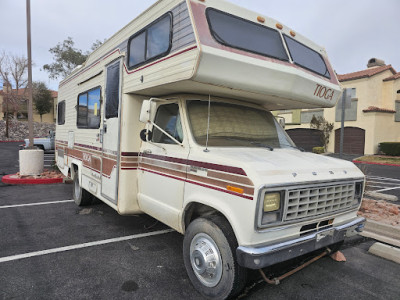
[55,0,365,298]
[24,131,55,151]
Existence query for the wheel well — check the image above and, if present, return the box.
[183,202,227,232]
[71,164,78,179]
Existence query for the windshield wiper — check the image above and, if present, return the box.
[250,142,274,151]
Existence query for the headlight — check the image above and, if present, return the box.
[260,191,283,225]
[263,192,281,212]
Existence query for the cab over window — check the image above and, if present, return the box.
[77,87,101,129]
[152,103,183,144]
[128,13,172,69]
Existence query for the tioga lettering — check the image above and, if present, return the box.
[314,84,334,100]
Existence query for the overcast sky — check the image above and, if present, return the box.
[1,0,399,91]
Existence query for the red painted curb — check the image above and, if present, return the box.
[0,140,24,143]
[1,174,63,185]
[353,160,400,167]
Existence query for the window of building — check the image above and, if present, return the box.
[128,13,172,69]
[300,109,323,124]
[395,101,400,122]
[152,103,183,144]
[57,100,65,125]
[206,8,289,61]
[283,35,330,78]
[77,87,101,129]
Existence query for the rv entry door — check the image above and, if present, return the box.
[101,60,121,203]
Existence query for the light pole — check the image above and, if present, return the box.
[26,0,33,148]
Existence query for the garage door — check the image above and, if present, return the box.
[334,127,365,155]
[286,128,323,152]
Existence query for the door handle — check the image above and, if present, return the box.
[143,149,152,154]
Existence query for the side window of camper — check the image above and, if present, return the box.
[57,100,65,125]
[105,61,120,119]
[128,13,172,69]
[152,103,183,144]
[77,87,101,129]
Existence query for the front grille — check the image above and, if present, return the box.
[284,183,355,221]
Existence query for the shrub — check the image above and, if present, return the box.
[379,142,400,156]
[312,146,325,154]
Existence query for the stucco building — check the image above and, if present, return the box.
[276,58,400,155]
[0,84,58,123]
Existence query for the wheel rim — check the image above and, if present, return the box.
[189,233,223,287]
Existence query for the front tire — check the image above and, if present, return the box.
[183,216,247,299]
[72,171,93,206]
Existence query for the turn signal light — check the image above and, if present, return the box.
[227,185,244,194]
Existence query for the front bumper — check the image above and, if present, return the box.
[236,217,365,269]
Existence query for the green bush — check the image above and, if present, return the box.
[379,142,400,156]
[312,146,325,154]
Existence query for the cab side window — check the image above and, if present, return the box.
[152,103,183,144]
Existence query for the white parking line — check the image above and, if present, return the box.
[367,176,400,183]
[0,200,74,209]
[374,186,400,193]
[0,229,174,263]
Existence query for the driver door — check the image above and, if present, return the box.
[137,101,188,231]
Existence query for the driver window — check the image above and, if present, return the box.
[152,103,183,144]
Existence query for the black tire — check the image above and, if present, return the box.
[72,171,93,206]
[183,215,247,299]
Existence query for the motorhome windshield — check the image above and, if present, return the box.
[187,100,296,149]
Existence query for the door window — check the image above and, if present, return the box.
[152,103,183,144]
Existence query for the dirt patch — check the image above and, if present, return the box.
[358,198,400,226]
[15,169,64,179]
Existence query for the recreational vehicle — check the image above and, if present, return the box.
[56,0,365,298]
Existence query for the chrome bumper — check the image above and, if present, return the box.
[236,217,365,269]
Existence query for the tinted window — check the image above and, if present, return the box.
[284,35,330,78]
[129,32,146,67]
[152,104,183,144]
[57,101,65,125]
[128,14,172,68]
[105,62,120,119]
[77,87,101,129]
[147,16,171,59]
[206,8,288,61]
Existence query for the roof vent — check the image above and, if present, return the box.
[367,58,385,68]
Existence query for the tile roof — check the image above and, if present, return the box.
[362,106,396,113]
[337,65,396,82]
[383,72,400,82]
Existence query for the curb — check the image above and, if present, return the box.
[0,140,24,143]
[368,242,400,264]
[353,160,400,167]
[1,174,63,185]
[361,220,400,248]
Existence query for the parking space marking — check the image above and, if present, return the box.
[0,229,174,263]
[365,175,400,194]
[375,186,400,193]
[0,200,74,209]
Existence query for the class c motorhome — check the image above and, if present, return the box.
[55,0,365,298]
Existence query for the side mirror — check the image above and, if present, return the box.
[140,129,152,142]
[139,100,156,123]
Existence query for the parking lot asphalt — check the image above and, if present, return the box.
[1,143,400,299]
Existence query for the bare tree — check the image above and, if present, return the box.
[0,51,28,137]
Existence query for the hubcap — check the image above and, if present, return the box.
[190,233,222,287]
